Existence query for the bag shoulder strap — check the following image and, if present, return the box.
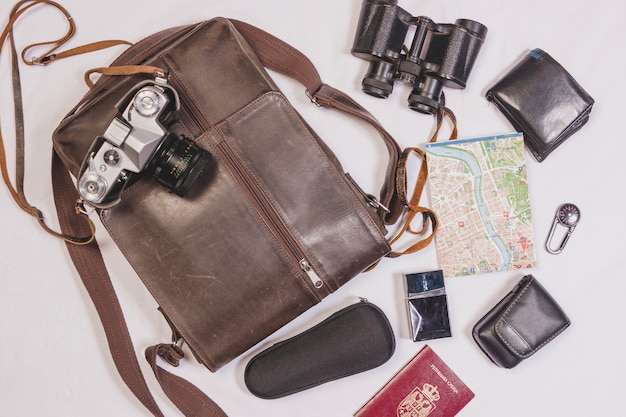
[52,151,228,417]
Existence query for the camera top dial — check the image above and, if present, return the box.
[133,88,164,117]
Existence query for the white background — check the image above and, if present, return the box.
[1,1,625,416]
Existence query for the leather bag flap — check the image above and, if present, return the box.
[495,276,570,359]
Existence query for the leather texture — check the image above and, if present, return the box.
[472,275,570,368]
[244,300,395,399]
[486,49,594,162]
[52,18,393,371]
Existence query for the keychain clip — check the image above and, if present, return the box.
[545,203,580,254]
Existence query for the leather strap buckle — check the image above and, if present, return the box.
[305,89,322,107]
[366,195,390,213]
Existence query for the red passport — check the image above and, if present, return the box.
[354,345,474,417]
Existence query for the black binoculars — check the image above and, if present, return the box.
[351,0,488,115]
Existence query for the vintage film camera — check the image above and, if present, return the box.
[351,0,488,114]
[78,80,211,207]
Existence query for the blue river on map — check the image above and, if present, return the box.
[427,144,511,271]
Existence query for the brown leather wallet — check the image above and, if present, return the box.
[472,275,570,368]
[486,49,594,162]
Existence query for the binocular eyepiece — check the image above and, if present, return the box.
[351,0,488,115]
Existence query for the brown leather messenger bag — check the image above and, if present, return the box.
[1,1,456,415]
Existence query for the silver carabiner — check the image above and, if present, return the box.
[545,203,580,254]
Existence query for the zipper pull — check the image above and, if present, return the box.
[299,259,323,289]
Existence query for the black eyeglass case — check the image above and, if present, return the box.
[486,48,594,162]
[472,275,570,369]
[244,299,395,399]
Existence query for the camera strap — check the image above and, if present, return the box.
[0,0,130,244]
[0,0,176,244]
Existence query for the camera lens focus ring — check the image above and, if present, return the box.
[150,134,212,197]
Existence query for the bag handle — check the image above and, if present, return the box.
[365,106,456,269]
[386,107,457,257]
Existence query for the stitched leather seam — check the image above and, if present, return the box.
[266,92,390,246]
[496,279,532,357]
[196,94,323,297]
[500,317,532,353]
[220,91,390,247]
[212,137,320,301]
[496,278,570,358]
[163,56,217,128]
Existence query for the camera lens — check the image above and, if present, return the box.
[150,134,211,196]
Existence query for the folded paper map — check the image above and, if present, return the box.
[425,133,537,277]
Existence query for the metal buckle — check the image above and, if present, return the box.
[305,90,322,107]
[75,198,94,216]
[366,195,390,213]
[154,69,170,84]
[31,54,56,66]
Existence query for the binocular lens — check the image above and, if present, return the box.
[408,76,444,115]
[151,134,212,196]
[362,61,396,99]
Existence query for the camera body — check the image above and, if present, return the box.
[78,80,211,207]
[351,0,488,114]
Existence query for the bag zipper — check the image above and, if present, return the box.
[169,75,325,294]
[216,139,324,291]
[299,259,323,289]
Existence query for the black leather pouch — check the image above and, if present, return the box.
[472,275,570,368]
[486,49,594,162]
[244,300,395,398]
